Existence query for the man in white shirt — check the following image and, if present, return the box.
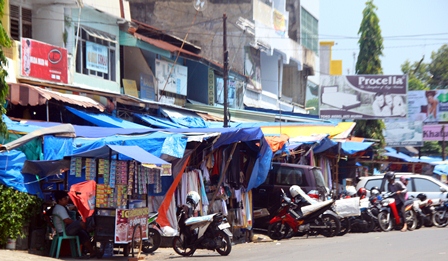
[53,190,96,258]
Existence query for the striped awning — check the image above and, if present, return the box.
[8,83,105,111]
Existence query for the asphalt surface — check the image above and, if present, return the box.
[0,234,272,261]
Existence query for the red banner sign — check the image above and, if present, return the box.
[21,38,68,83]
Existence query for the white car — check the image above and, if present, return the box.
[356,173,448,201]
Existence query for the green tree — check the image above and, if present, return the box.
[352,0,385,147]
[0,0,11,137]
[428,44,448,89]
[401,60,430,91]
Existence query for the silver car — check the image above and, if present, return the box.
[356,173,448,201]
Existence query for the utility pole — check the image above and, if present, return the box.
[223,13,229,127]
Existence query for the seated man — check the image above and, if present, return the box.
[52,190,96,258]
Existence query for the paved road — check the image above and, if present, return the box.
[2,228,448,261]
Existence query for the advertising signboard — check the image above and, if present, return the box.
[115,208,148,244]
[140,73,155,101]
[408,90,448,124]
[384,118,423,147]
[319,75,408,120]
[21,38,68,83]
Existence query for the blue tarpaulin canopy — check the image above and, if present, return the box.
[160,108,209,128]
[66,144,170,165]
[66,106,149,129]
[133,113,183,129]
[313,138,374,155]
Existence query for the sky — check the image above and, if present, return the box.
[319,0,448,75]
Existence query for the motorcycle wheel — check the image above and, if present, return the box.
[142,228,162,254]
[320,213,341,237]
[172,235,196,256]
[216,230,232,256]
[336,217,350,236]
[377,211,393,232]
[267,222,290,240]
[432,210,448,228]
[405,209,417,231]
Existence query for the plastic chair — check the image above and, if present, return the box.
[49,214,82,258]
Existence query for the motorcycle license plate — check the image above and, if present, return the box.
[218,223,231,230]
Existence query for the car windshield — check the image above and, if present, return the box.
[312,168,326,188]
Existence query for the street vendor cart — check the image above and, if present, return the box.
[66,145,172,258]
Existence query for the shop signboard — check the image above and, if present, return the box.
[21,38,68,83]
[319,75,408,120]
[115,208,148,243]
[155,59,188,96]
[422,124,448,141]
[140,73,155,101]
[86,41,108,73]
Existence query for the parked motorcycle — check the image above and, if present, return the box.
[432,195,448,228]
[411,193,435,229]
[172,191,232,257]
[142,212,162,254]
[267,188,340,240]
[377,192,417,231]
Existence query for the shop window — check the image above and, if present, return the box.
[75,26,116,81]
[10,4,32,41]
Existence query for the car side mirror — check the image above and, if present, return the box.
[440,187,447,193]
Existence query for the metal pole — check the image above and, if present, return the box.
[223,13,229,127]
[443,125,446,161]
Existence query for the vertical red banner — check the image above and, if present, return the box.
[21,38,68,83]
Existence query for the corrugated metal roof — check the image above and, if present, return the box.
[134,32,201,58]
[8,83,105,111]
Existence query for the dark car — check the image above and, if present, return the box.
[252,163,329,228]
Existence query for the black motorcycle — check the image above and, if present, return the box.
[172,205,233,256]
[410,194,435,229]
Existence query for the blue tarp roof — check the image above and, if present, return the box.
[0,150,42,196]
[160,108,209,128]
[11,120,154,138]
[313,138,374,155]
[67,144,171,165]
[66,106,149,129]
[383,147,432,163]
[133,113,183,129]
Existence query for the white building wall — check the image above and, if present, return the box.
[33,6,65,48]
[261,52,280,96]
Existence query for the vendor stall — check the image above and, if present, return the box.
[65,144,172,258]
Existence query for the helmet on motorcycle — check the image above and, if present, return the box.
[399,175,410,184]
[357,187,367,198]
[370,187,380,197]
[186,191,201,207]
[289,185,302,198]
[384,171,395,181]
[416,193,427,201]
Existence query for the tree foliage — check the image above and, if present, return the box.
[428,44,448,89]
[401,60,430,91]
[352,0,385,147]
[355,0,383,75]
[0,0,11,137]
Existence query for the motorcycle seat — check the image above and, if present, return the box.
[185,214,216,226]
